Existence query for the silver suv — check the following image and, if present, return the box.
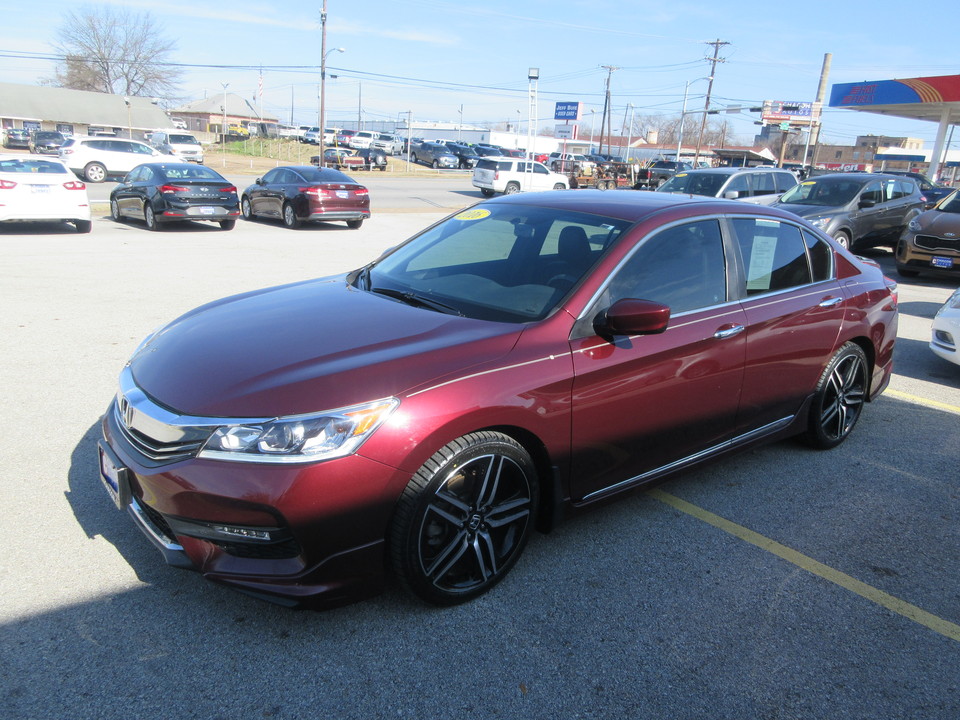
[657,166,798,205]
[59,137,163,182]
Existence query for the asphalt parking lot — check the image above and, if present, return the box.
[1,187,959,719]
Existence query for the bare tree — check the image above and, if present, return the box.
[47,5,181,98]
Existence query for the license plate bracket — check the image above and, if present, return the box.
[98,442,131,510]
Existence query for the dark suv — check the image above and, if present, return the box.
[29,131,66,155]
[878,171,953,206]
[773,172,924,250]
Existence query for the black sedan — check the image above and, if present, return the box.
[109,163,240,231]
[241,165,370,229]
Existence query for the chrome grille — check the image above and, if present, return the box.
[915,234,960,252]
[112,398,209,463]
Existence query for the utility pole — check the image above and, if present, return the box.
[694,39,728,166]
[806,52,832,171]
[600,65,619,157]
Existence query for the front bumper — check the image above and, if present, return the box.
[98,401,404,607]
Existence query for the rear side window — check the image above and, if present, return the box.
[802,230,833,282]
[733,218,812,295]
[752,172,777,196]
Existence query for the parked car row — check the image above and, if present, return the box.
[300,127,405,154]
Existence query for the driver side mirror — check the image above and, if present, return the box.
[723,190,741,199]
[595,298,671,336]
[858,197,877,209]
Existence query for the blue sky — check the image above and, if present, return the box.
[2,0,959,147]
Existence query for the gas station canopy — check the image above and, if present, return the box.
[830,74,960,178]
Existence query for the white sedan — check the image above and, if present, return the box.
[0,154,92,232]
[931,288,960,367]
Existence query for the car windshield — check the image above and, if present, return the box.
[0,158,68,174]
[168,135,199,145]
[35,132,62,141]
[937,191,960,213]
[362,204,629,323]
[659,172,730,197]
[778,178,864,206]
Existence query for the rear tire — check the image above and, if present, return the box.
[84,163,107,183]
[480,188,495,197]
[282,202,301,229]
[74,219,92,233]
[144,205,161,231]
[802,342,868,450]
[219,219,236,230]
[347,219,363,229]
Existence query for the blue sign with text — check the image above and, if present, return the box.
[554,102,581,120]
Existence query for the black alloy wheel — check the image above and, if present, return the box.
[390,431,538,606]
[803,342,868,449]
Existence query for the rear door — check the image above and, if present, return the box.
[730,217,844,431]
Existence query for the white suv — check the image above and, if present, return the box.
[472,158,569,196]
[149,131,204,164]
[59,137,163,182]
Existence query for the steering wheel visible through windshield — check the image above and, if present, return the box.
[358,204,629,323]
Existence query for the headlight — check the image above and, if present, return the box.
[947,289,960,311]
[199,398,399,464]
[808,216,831,230]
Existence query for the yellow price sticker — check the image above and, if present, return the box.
[454,208,491,221]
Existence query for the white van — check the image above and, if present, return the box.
[472,158,569,196]
[150,131,204,164]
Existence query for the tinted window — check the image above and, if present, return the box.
[733,218,812,295]
[607,220,727,314]
[660,171,731,197]
[261,168,281,184]
[774,172,797,193]
[802,230,833,282]
[752,171,777,196]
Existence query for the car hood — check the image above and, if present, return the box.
[919,210,960,234]
[773,202,845,218]
[129,276,523,418]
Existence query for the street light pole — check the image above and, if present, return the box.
[677,77,711,162]
[319,0,345,146]
[526,67,539,189]
[221,82,229,167]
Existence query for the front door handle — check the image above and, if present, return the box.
[818,296,843,308]
[714,324,745,339]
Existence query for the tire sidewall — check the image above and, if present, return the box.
[805,342,868,449]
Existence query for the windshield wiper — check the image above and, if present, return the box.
[369,287,464,316]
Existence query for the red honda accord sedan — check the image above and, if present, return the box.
[98,191,898,608]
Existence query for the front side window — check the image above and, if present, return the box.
[604,219,727,314]
[733,218,812,295]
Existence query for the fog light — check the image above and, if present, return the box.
[211,525,272,541]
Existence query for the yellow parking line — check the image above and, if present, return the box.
[884,388,960,415]
[647,488,960,643]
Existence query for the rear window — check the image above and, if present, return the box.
[476,159,511,172]
[0,158,68,174]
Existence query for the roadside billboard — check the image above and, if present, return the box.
[762,100,816,126]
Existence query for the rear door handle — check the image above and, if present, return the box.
[714,324,745,339]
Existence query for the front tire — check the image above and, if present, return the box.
[282,202,301,229]
[504,182,520,195]
[241,196,253,220]
[110,198,122,222]
[802,342,868,449]
[832,230,851,250]
[896,264,920,278]
[390,431,538,606]
[553,182,566,190]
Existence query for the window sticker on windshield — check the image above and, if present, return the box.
[746,226,778,291]
[801,181,816,185]
[675,173,687,178]
[454,208,491,221]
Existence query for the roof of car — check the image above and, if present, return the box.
[485,187,794,224]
